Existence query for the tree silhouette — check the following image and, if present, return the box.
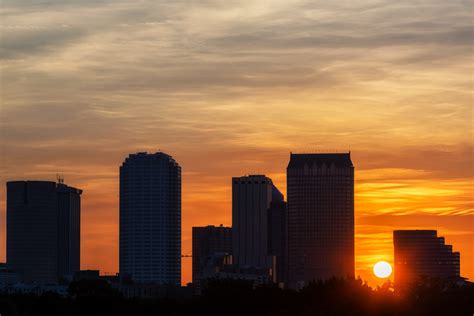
[0,277,472,316]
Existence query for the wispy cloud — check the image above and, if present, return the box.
[0,0,472,284]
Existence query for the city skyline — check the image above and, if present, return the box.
[1,0,472,288]
[1,150,471,287]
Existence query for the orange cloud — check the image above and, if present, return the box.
[0,0,472,287]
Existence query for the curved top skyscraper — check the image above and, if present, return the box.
[119,152,181,285]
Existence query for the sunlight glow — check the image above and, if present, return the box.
[373,261,392,279]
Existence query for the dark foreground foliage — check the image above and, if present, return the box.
[0,277,472,316]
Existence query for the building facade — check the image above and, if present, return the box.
[393,230,460,288]
[0,262,22,286]
[120,152,181,285]
[192,225,232,294]
[287,153,354,289]
[232,175,283,272]
[267,200,288,285]
[6,181,82,284]
[192,225,232,283]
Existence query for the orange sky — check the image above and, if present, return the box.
[0,0,472,287]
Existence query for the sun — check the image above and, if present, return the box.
[373,261,392,278]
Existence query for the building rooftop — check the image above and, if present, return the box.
[287,152,353,169]
[121,151,179,167]
[394,230,438,236]
[6,181,82,194]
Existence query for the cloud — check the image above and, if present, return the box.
[0,25,85,59]
[0,0,472,284]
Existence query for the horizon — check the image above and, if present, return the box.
[0,0,472,288]
[1,149,471,286]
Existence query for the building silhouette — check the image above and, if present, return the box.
[192,225,232,293]
[6,181,82,284]
[120,152,181,285]
[287,153,354,289]
[393,230,460,288]
[267,200,288,285]
[232,175,283,272]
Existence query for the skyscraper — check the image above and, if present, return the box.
[7,180,82,284]
[393,230,460,288]
[267,200,288,285]
[287,153,354,289]
[192,225,232,292]
[120,152,181,285]
[232,175,283,271]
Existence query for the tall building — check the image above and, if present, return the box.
[7,180,82,284]
[120,152,181,285]
[393,230,460,288]
[232,175,283,271]
[192,225,232,293]
[192,225,232,283]
[287,153,354,289]
[267,200,288,285]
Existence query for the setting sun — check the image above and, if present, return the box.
[373,261,392,279]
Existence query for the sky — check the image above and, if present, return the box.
[0,0,472,286]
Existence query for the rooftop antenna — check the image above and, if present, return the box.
[56,174,64,184]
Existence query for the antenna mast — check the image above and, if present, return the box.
[56,174,64,184]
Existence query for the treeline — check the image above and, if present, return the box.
[0,277,473,316]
